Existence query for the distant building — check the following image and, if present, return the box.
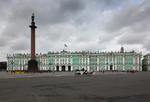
[142,53,150,71]
[7,46,142,72]
[0,62,7,71]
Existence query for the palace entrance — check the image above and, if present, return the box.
[68,66,71,71]
[62,65,66,71]
[56,66,59,71]
[110,65,113,70]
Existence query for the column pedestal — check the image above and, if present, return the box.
[28,60,38,72]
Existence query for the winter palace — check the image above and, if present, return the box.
[7,46,142,71]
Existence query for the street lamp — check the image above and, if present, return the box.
[11,61,14,71]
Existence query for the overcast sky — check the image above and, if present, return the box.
[0,0,150,61]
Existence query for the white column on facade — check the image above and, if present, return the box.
[87,56,89,71]
[107,55,109,65]
[39,58,41,70]
[54,66,56,71]
[45,58,47,70]
[61,65,63,71]
[137,57,139,71]
[71,58,73,67]
[43,58,44,70]
[116,56,117,70]
[40,57,43,70]
[70,66,72,71]
[39,57,41,70]
[115,56,117,70]
[114,55,116,70]
[137,55,139,64]
[138,55,141,71]
[108,55,109,70]
[67,57,68,64]
[133,55,136,69]
[123,55,125,71]
[140,56,142,71]
[18,59,20,70]
[44,59,46,70]
[54,57,56,65]
[113,55,115,70]
[87,66,90,71]
[112,55,113,70]
[23,59,24,70]
[131,56,134,70]
[71,57,73,64]
[43,59,45,70]
[97,56,99,71]
[104,55,105,70]
[45,58,46,70]
[135,56,137,71]
[60,58,61,64]
[133,56,135,65]
[112,56,114,70]
[138,55,140,71]
[46,59,47,70]
[66,65,68,71]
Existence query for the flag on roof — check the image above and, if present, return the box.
[64,44,68,47]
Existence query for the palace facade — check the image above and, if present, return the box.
[7,47,142,71]
[142,53,150,71]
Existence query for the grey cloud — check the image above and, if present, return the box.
[0,22,28,47]
[144,43,150,51]
[141,36,150,50]
[59,0,84,12]
[0,0,149,58]
[104,0,150,32]
[102,0,150,50]
[118,32,146,44]
[0,0,86,49]
[0,0,13,19]
[10,37,29,51]
[91,0,127,10]
[0,38,8,46]
[36,0,85,25]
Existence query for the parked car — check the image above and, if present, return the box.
[75,69,94,75]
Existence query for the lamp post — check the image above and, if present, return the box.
[11,61,14,71]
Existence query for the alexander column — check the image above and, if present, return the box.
[28,13,38,72]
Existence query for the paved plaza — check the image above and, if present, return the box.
[0,72,150,102]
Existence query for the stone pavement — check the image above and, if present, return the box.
[0,72,150,102]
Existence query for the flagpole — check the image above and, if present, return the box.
[64,44,68,51]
